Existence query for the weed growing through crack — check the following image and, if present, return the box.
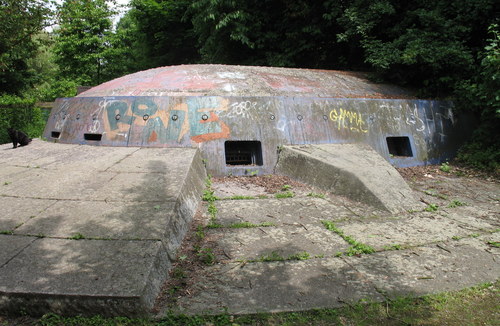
[207,204,218,223]
[206,221,276,229]
[425,203,439,212]
[321,220,375,256]
[486,241,500,248]
[424,189,448,200]
[448,200,467,208]
[230,221,275,228]
[197,248,216,265]
[226,195,255,200]
[195,225,205,240]
[288,251,311,260]
[203,175,219,225]
[307,192,326,199]
[249,251,313,262]
[172,267,186,279]
[383,244,403,251]
[69,233,85,240]
[0,230,13,235]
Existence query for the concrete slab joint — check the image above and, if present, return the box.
[275,144,422,213]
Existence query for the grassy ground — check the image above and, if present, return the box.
[1,281,497,326]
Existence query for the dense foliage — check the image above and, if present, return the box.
[0,0,498,167]
[0,0,51,94]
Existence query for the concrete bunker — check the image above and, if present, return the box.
[43,64,473,176]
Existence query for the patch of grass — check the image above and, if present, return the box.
[424,203,439,212]
[0,230,13,235]
[447,200,467,208]
[226,195,256,200]
[3,181,11,186]
[307,192,325,199]
[281,184,292,191]
[452,235,462,240]
[275,191,294,199]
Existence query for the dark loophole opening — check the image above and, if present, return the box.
[386,136,413,157]
[225,141,263,166]
[51,131,61,139]
[84,133,102,141]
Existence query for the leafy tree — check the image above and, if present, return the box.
[189,0,345,68]
[333,0,497,96]
[0,0,52,94]
[129,0,199,68]
[456,24,500,169]
[53,0,118,86]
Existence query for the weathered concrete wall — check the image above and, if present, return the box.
[275,144,422,213]
[43,95,472,176]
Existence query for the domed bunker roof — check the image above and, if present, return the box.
[45,64,470,176]
[79,64,413,99]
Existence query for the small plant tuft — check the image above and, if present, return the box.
[440,162,451,173]
[275,191,294,199]
[425,203,439,212]
[307,192,325,199]
[197,247,216,265]
[70,233,85,240]
[448,200,467,208]
[383,244,403,251]
[486,241,500,248]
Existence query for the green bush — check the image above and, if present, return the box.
[0,95,48,145]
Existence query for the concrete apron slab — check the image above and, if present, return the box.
[173,258,384,315]
[0,141,206,316]
[275,144,423,213]
[160,173,499,317]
